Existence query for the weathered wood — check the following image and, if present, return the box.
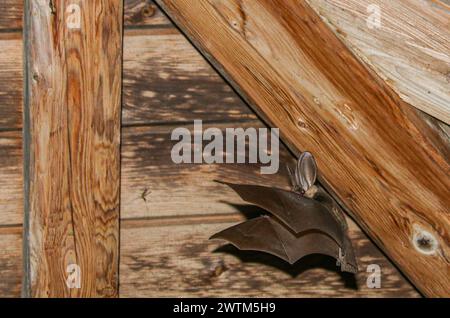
[0,124,419,297]
[0,0,420,297]
[0,31,255,130]
[0,226,22,297]
[156,0,450,297]
[0,0,170,31]
[0,131,22,225]
[0,34,22,129]
[123,29,254,125]
[124,0,169,27]
[0,213,420,298]
[0,0,22,30]
[120,217,419,298]
[24,0,123,297]
[121,122,293,220]
[307,0,450,124]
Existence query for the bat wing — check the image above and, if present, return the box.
[211,216,357,273]
[218,182,346,246]
[211,216,290,261]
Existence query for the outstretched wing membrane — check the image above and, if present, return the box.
[211,216,357,272]
[218,182,346,246]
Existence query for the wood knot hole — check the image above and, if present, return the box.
[297,119,308,129]
[142,5,156,17]
[412,228,438,255]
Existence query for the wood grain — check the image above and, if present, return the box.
[24,0,122,297]
[0,0,420,297]
[124,0,169,27]
[0,131,22,225]
[307,0,450,124]
[0,0,170,31]
[0,123,419,297]
[123,29,255,126]
[156,0,450,297]
[120,217,419,298]
[121,122,294,220]
[0,34,22,129]
[0,213,419,298]
[0,31,255,130]
[0,0,22,30]
[0,226,22,297]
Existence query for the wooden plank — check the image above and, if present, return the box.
[122,29,255,126]
[24,0,123,297]
[0,214,419,298]
[124,0,170,27]
[307,0,450,124]
[121,122,293,220]
[0,0,170,31]
[0,30,255,130]
[0,34,22,129]
[120,217,419,297]
[156,0,450,297]
[0,226,22,297]
[0,0,420,297]
[0,124,419,297]
[0,131,22,225]
[0,0,22,30]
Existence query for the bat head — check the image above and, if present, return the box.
[288,151,318,196]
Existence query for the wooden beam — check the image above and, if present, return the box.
[307,0,450,124]
[156,0,450,297]
[23,0,122,297]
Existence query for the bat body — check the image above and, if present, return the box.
[211,153,358,273]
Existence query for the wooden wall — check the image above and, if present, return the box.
[0,0,418,297]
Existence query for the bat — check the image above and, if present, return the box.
[211,152,358,273]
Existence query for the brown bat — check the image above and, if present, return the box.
[211,152,358,273]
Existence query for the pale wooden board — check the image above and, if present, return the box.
[120,217,419,298]
[307,0,450,124]
[156,0,450,296]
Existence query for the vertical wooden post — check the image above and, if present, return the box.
[23,0,122,297]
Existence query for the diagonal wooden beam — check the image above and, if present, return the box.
[306,0,450,124]
[156,0,450,297]
[23,0,122,297]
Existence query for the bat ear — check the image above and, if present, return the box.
[295,152,317,193]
